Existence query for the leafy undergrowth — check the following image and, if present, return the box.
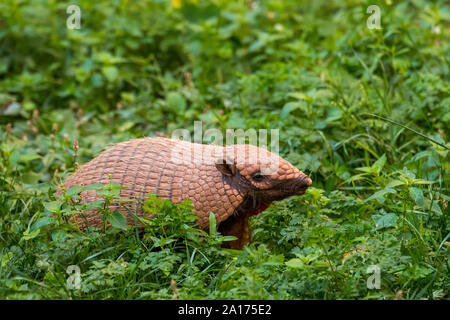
[0,0,449,299]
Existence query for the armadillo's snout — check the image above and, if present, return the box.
[294,174,312,194]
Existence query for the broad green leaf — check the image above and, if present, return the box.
[22,228,40,241]
[94,51,125,64]
[98,188,121,198]
[226,113,246,129]
[22,171,41,184]
[1,252,13,268]
[431,202,443,215]
[102,66,118,82]
[403,167,416,179]
[372,154,386,173]
[83,183,105,191]
[326,107,342,122]
[84,200,104,210]
[44,201,62,213]
[386,180,405,188]
[366,188,396,204]
[66,185,85,197]
[409,187,424,208]
[280,101,306,119]
[373,213,398,230]
[30,216,53,231]
[166,92,186,114]
[118,121,134,132]
[18,153,41,162]
[287,92,312,102]
[285,258,306,269]
[108,211,127,230]
[51,230,69,242]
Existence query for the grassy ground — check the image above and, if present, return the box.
[0,0,448,299]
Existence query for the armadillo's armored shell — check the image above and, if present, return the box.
[63,137,243,229]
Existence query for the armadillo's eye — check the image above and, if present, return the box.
[251,173,265,182]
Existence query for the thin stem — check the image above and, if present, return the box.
[362,113,449,150]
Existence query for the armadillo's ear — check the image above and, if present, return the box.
[215,158,236,177]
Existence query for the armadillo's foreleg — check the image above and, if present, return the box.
[218,213,250,250]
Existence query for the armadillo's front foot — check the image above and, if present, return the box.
[218,214,250,250]
[221,230,249,250]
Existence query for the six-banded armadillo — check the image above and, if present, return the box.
[62,137,312,249]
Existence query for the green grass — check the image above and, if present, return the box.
[0,0,448,299]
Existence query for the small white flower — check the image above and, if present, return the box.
[274,24,283,31]
[432,26,440,34]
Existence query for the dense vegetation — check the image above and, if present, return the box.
[0,0,448,299]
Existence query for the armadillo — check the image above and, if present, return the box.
[62,137,312,249]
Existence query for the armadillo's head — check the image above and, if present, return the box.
[215,144,312,216]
